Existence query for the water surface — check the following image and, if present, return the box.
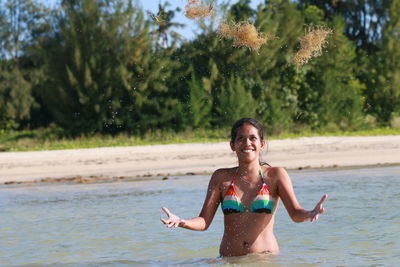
[1,166,399,266]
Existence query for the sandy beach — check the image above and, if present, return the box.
[1,135,400,184]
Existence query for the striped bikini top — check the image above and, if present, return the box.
[221,169,275,215]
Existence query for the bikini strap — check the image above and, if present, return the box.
[232,169,238,185]
[259,169,266,184]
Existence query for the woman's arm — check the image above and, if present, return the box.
[274,167,327,223]
[160,170,222,231]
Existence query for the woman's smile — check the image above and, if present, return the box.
[231,123,265,158]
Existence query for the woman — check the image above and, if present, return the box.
[161,118,327,256]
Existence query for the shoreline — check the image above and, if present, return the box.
[3,163,399,186]
[1,135,400,185]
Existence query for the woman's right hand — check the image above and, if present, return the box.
[309,194,328,222]
[160,207,186,228]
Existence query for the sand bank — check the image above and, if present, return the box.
[1,135,400,184]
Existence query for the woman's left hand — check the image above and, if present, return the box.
[160,207,186,228]
[310,194,328,222]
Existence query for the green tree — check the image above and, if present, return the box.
[215,75,257,127]
[0,0,45,60]
[297,17,365,130]
[122,3,183,134]
[229,0,255,21]
[185,73,213,128]
[175,27,249,128]
[363,0,400,123]
[298,0,392,50]
[250,0,305,132]
[0,0,47,129]
[148,1,184,49]
[0,67,34,129]
[38,0,136,134]
[176,0,305,132]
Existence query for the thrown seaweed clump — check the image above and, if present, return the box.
[218,21,270,52]
[293,26,333,66]
[185,0,214,20]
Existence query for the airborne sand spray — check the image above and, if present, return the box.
[179,1,333,64]
[185,0,215,19]
[293,26,333,66]
[218,21,272,52]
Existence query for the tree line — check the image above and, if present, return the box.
[0,0,399,136]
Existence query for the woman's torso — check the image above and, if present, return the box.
[218,167,280,256]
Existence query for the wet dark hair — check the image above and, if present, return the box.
[230,118,265,143]
[230,118,270,166]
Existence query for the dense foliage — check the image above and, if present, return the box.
[0,0,399,136]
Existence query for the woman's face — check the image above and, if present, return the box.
[230,123,265,163]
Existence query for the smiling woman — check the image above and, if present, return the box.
[160,117,328,257]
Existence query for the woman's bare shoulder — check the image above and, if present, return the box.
[212,167,236,176]
[210,167,236,182]
[264,166,289,180]
[263,167,290,197]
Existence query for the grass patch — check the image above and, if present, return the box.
[0,128,229,152]
[1,127,399,152]
[270,127,400,140]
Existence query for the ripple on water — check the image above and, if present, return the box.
[1,167,400,266]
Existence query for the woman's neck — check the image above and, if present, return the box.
[237,162,261,181]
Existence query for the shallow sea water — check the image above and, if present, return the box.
[1,166,400,266]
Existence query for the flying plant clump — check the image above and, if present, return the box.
[184,0,214,19]
[218,21,271,52]
[293,26,333,66]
